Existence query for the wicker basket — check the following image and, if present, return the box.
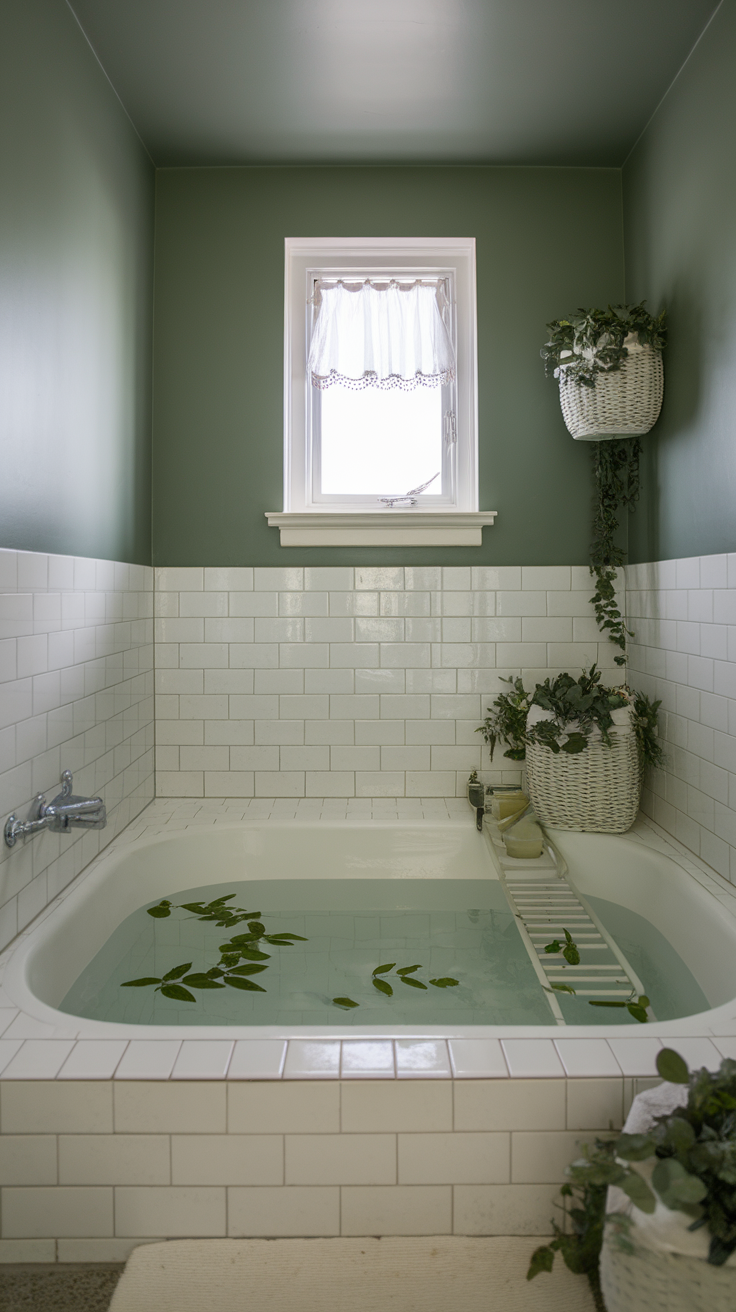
[600,1233,736,1312]
[525,730,640,832]
[559,342,663,440]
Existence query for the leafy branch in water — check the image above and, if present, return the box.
[121,893,307,1002]
[542,928,650,1022]
[332,962,460,1009]
[588,990,650,1023]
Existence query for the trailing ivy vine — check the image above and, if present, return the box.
[590,437,642,666]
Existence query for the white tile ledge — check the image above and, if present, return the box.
[265,511,497,547]
[1,1033,731,1082]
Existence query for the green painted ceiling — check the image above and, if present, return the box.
[68,0,719,166]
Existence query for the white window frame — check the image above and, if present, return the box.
[268,237,496,547]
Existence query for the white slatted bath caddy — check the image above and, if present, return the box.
[485,818,650,1025]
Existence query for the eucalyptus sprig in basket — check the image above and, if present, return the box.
[478,666,662,833]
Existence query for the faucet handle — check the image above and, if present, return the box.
[28,793,47,821]
[60,770,73,799]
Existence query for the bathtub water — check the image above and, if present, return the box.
[58,875,708,1029]
[6,818,736,1039]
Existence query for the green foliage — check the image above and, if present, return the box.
[475,675,529,761]
[588,991,651,1023]
[542,305,667,667]
[478,666,662,775]
[540,302,666,389]
[527,1137,619,1311]
[589,437,644,665]
[657,1048,690,1084]
[338,962,460,1008]
[544,928,581,966]
[529,1050,736,1284]
[122,894,308,1001]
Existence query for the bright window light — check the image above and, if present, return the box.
[319,385,443,496]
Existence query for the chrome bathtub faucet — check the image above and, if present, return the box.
[4,770,107,848]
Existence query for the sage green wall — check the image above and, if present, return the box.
[624,0,736,564]
[152,166,624,565]
[0,0,154,564]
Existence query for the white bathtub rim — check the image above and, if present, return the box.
[3,815,736,1044]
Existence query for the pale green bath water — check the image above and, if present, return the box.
[59,879,710,1027]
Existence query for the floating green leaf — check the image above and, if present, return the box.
[549,982,576,995]
[147,903,171,918]
[159,984,196,1002]
[429,977,459,988]
[267,932,307,941]
[121,977,161,987]
[224,977,266,993]
[396,964,421,977]
[332,996,359,1009]
[657,1048,690,1085]
[227,963,269,976]
[182,974,226,989]
[544,939,562,955]
[235,948,271,961]
[372,977,393,997]
[372,963,396,976]
[162,963,192,981]
[400,976,427,989]
[562,930,580,966]
[627,1003,649,1024]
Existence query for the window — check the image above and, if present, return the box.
[270,238,495,545]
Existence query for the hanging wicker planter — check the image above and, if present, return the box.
[525,728,641,833]
[559,340,663,440]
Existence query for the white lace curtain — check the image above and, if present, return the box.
[308,279,456,391]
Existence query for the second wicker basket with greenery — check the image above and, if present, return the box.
[477,666,663,834]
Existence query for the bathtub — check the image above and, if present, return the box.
[5,810,736,1043]
[2,802,736,1259]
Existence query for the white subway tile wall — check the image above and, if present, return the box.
[626,554,736,883]
[0,551,154,951]
[154,566,622,799]
[0,1072,629,1255]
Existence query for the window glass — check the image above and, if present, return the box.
[318,384,443,496]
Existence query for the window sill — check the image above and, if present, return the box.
[265,511,497,547]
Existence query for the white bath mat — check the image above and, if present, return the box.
[109,1236,596,1312]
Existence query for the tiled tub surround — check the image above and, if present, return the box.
[627,553,736,885]
[0,550,154,953]
[0,1061,684,1265]
[154,565,623,800]
[1,803,736,1260]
